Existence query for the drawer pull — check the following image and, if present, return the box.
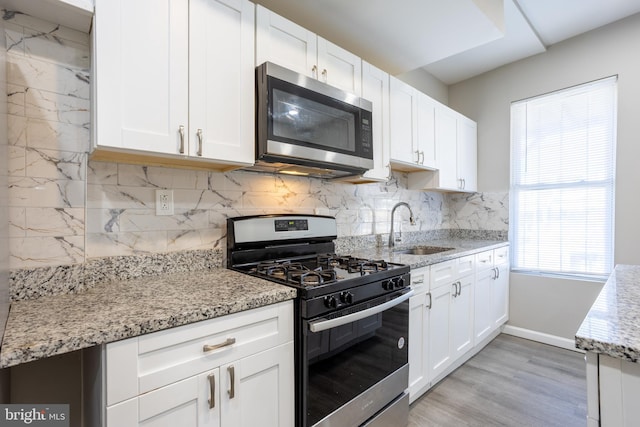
[413,278,424,285]
[207,373,215,409]
[228,365,235,399]
[203,337,236,353]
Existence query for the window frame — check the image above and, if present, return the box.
[509,76,617,280]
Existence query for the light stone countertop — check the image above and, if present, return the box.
[0,237,508,369]
[0,268,297,368]
[350,238,509,269]
[576,264,640,363]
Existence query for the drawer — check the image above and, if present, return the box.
[494,246,509,266]
[106,300,293,406]
[410,266,429,295]
[475,250,493,271]
[456,255,475,277]
[431,259,456,289]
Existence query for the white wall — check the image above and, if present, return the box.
[448,13,640,339]
[397,67,448,105]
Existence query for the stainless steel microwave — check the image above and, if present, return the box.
[253,62,374,178]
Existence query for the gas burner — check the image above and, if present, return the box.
[337,256,389,275]
[255,261,305,279]
[287,268,337,287]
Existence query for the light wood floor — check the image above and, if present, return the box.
[409,334,587,427]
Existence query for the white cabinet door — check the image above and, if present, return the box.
[107,371,220,427]
[94,0,189,155]
[408,292,430,402]
[317,38,362,95]
[189,0,254,165]
[492,264,509,328]
[389,76,419,167]
[255,5,316,77]
[428,283,453,380]
[474,267,494,343]
[220,342,294,427]
[451,275,474,359]
[434,106,458,189]
[255,6,361,96]
[359,61,390,182]
[416,92,437,169]
[457,116,477,192]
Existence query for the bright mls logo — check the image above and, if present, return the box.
[0,405,69,426]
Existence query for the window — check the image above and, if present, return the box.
[510,76,617,279]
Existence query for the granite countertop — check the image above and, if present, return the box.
[0,237,507,369]
[351,238,509,269]
[0,268,297,368]
[576,265,640,363]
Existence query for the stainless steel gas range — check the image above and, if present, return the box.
[227,214,412,427]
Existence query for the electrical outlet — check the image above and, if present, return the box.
[155,189,174,216]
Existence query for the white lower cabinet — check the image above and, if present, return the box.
[103,301,294,427]
[409,246,509,403]
[588,352,640,427]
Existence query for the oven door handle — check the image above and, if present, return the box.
[308,289,414,333]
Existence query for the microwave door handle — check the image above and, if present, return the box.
[308,289,414,333]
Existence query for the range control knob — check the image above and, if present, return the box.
[382,280,394,291]
[324,295,338,309]
[340,291,354,304]
[396,277,406,288]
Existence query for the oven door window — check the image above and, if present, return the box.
[303,301,409,426]
[268,78,359,154]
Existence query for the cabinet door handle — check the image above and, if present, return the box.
[178,125,185,154]
[321,68,327,82]
[463,178,466,189]
[452,283,458,297]
[426,292,432,309]
[386,163,392,181]
[207,373,216,409]
[228,365,235,399]
[496,267,500,279]
[420,151,425,165]
[414,150,420,164]
[492,267,497,280]
[196,128,203,157]
[203,337,236,353]
[312,65,318,78]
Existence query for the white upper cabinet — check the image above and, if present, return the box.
[340,61,390,183]
[457,116,478,192]
[255,5,362,96]
[389,76,438,172]
[407,106,478,192]
[434,106,459,189]
[389,77,418,167]
[92,0,255,169]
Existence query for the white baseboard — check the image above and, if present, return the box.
[502,325,583,353]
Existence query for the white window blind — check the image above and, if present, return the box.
[510,76,617,279]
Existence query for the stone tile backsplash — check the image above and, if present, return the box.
[5,11,509,271]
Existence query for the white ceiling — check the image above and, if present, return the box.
[253,0,640,85]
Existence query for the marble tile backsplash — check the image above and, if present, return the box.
[5,10,509,272]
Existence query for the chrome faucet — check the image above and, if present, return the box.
[389,202,416,248]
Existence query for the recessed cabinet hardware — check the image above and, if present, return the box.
[179,125,185,154]
[207,373,216,409]
[203,337,236,353]
[228,365,235,399]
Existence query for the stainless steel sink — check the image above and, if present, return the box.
[393,246,454,255]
